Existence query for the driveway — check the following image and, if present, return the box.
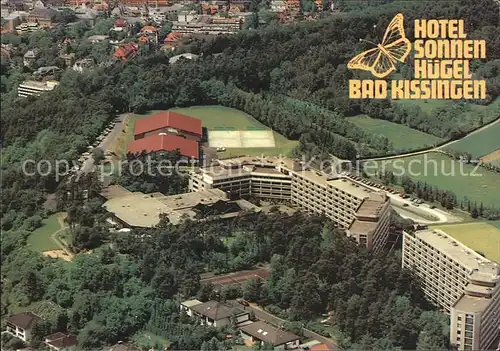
[80,113,130,174]
[229,301,342,350]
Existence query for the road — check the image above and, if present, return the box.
[361,117,500,161]
[229,301,342,350]
[80,113,130,174]
[344,176,462,224]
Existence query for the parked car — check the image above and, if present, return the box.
[236,298,249,306]
[403,203,409,207]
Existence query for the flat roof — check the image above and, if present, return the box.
[158,188,227,209]
[104,193,171,227]
[453,293,493,313]
[181,299,203,308]
[430,222,500,264]
[240,320,300,346]
[100,185,133,200]
[104,189,236,227]
[348,219,378,235]
[413,229,500,280]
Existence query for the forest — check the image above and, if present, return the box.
[1,198,450,350]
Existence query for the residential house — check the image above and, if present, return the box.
[113,42,138,61]
[75,6,98,26]
[5,312,41,342]
[180,300,251,328]
[3,11,27,32]
[44,332,77,351]
[27,7,57,27]
[240,321,301,350]
[139,25,158,43]
[23,48,40,66]
[113,18,128,31]
[162,31,182,51]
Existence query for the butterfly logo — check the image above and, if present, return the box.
[348,13,411,78]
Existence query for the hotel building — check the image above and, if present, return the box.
[18,80,58,98]
[189,157,391,252]
[402,229,500,350]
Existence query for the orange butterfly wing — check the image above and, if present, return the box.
[348,13,410,78]
[381,13,411,63]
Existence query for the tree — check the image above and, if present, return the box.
[242,278,262,302]
[92,147,105,164]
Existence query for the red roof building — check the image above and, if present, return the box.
[134,111,202,141]
[114,18,129,28]
[114,42,139,61]
[127,134,199,158]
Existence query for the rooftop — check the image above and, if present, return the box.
[201,156,378,200]
[104,189,231,227]
[189,300,246,320]
[134,111,202,137]
[240,320,300,346]
[453,293,494,313]
[181,299,203,308]
[430,222,500,264]
[348,219,378,235]
[7,312,41,329]
[127,134,200,159]
[45,332,77,349]
[413,229,500,280]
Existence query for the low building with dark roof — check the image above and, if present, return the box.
[240,320,301,350]
[44,332,77,350]
[5,312,41,342]
[180,300,251,327]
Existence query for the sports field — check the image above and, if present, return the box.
[430,222,500,263]
[171,106,299,157]
[445,121,500,158]
[27,213,62,251]
[126,106,298,157]
[370,152,500,207]
[349,115,442,151]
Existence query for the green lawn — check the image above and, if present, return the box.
[445,121,500,158]
[369,152,500,207]
[430,222,500,263]
[27,213,63,252]
[349,115,442,151]
[169,105,264,130]
[127,106,299,158]
[133,331,168,350]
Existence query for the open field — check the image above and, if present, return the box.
[392,98,496,116]
[445,121,500,158]
[369,152,500,207]
[430,222,500,263]
[480,149,500,167]
[27,213,63,251]
[349,115,442,151]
